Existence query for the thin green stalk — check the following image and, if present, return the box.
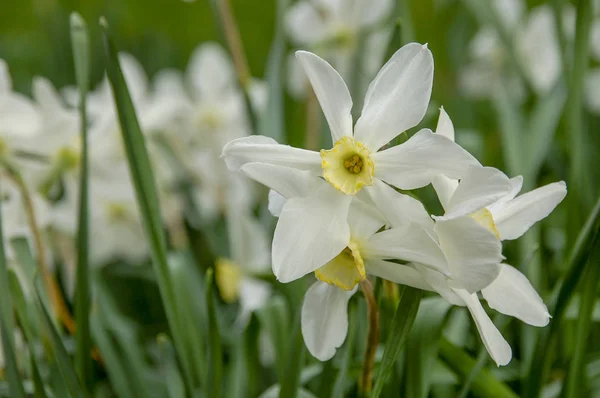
[205,269,223,398]
[563,244,600,398]
[567,0,593,225]
[525,195,600,397]
[279,310,306,398]
[439,337,518,398]
[100,18,198,391]
[70,12,92,389]
[359,279,379,397]
[0,181,26,397]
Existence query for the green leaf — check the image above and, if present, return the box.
[30,350,49,398]
[70,11,93,390]
[257,0,288,142]
[0,184,26,398]
[525,195,600,397]
[563,243,600,398]
[100,18,197,391]
[205,269,223,398]
[157,334,186,398]
[279,311,306,398]
[371,286,423,398]
[34,284,87,398]
[404,298,452,398]
[331,304,357,398]
[439,337,518,398]
[256,295,290,380]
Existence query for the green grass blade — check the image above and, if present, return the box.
[70,12,92,390]
[257,0,288,142]
[205,269,223,398]
[0,184,26,398]
[279,311,306,398]
[404,298,452,398]
[256,295,290,380]
[30,350,49,398]
[100,18,196,390]
[563,244,600,398]
[525,83,567,181]
[371,286,423,398]
[34,284,87,398]
[331,304,357,398]
[439,337,518,398]
[525,195,600,397]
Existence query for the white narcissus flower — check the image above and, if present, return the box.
[214,208,272,326]
[222,43,479,284]
[285,0,392,98]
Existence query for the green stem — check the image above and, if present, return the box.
[358,279,379,397]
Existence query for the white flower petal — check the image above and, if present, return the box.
[413,263,464,306]
[237,278,272,326]
[435,217,503,293]
[348,198,386,241]
[0,94,41,136]
[226,209,270,273]
[273,185,351,283]
[362,224,449,274]
[187,43,235,99]
[490,181,567,241]
[240,162,321,199]
[492,0,525,29]
[222,136,321,172]
[268,189,286,217]
[285,2,327,45]
[453,288,512,366]
[354,43,433,151]
[119,53,149,103]
[0,59,11,93]
[373,129,480,190]
[436,106,455,141]
[432,175,459,212]
[365,179,434,232]
[482,264,550,326]
[366,260,432,291]
[302,281,355,361]
[295,51,353,142]
[438,166,513,220]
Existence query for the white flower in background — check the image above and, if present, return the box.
[460,0,574,99]
[215,208,272,326]
[285,0,392,98]
[223,43,479,283]
[53,166,148,266]
[585,18,600,113]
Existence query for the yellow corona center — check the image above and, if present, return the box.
[315,240,366,290]
[106,202,130,221]
[321,136,374,195]
[469,208,501,239]
[215,258,243,303]
[57,147,80,170]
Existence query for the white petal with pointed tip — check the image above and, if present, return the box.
[453,289,512,366]
[273,185,352,283]
[354,43,433,151]
[347,199,386,241]
[222,136,321,172]
[435,217,503,293]
[268,190,286,217]
[490,181,567,241]
[296,51,353,142]
[302,281,356,361]
[482,264,550,326]
[366,260,432,291]
[366,179,434,232]
[362,224,449,274]
[237,278,272,326]
[438,166,513,220]
[373,129,480,190]
[240,162,320,199]
[436,107,455,141]
[432,175,459,212]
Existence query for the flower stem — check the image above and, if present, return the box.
[359,278,379,396]
[4,166,76,334]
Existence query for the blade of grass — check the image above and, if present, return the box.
[0,183,26,398]
[31,350,49,398]
[70,12,92,390]
[279,310,305,398]
[331,303,357,398]
[256,296,290,380]
[371,286,423,398]
[562,243,600,398]
[525,195,600,397]
[100,18,197,391]
[34,283,87,398]
[205,269,223,398]
[439,337,518,398]
[404,298,452,398]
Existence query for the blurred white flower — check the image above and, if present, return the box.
[223,44,478,283]
[285,0,392,98]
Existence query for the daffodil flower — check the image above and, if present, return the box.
[222,43,479,283]
[215,208,272,326]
